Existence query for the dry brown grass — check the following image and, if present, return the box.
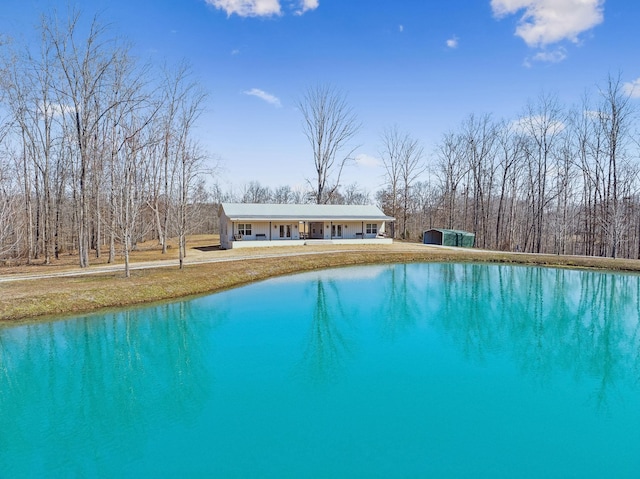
[0,235,215,276]
[2,235,640,324]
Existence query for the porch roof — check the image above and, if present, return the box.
[220,203,394,222]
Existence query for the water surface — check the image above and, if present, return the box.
[1,263,640,477]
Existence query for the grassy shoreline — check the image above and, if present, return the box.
[2,243,640,324]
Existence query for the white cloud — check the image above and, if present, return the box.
[355,153,382,169]
[491,0,604,47]
[243,88,282,107]
[530,47,567,63]
[399,24,404,33]
[583,109,601,120]
[623,78,640,99]
[511,115,566,136]
[206,0,317,17]
[446,36,458,49]
[206,0,281,17]
[295,0,319,15]
[40,101,73,117]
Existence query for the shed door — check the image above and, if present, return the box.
[424,230,442,245]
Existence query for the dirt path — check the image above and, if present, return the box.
[4,241,639,323]
[0,243,434,283]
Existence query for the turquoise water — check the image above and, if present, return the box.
[1,263,640,478]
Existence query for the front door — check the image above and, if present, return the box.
[309,222,324,239]
[279,224,292,238]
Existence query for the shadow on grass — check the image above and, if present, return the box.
[193,245,222,252]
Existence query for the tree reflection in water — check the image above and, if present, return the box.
[299,278,352,385]
[380,264,422,340]
[291,263,640,403]
[0,301,219,477]
[1,263,639,475]
[429,263,640,410]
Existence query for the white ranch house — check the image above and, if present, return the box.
[219,203,395,249]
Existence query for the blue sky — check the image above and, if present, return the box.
[2,0,639,195]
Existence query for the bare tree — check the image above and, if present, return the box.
[114,127,147,277]
[157,63,188,254]
[461,114,497,248]
[290,186,308,204]
[43,9,127,267]
[272,185,294,204]
[551,130,579,254]
[145,61,207,260]
[379,125,403,238]
[341,183,371,205]
[103,56,155,274]
[1,29,61,263]
[518,92,566,253]
[494,121,525,250]
[175,141,208,269]
[297,84,360,204]
[434,131,468,230]
[0,145,21,259]
[411,179,437,234]
[379,125,425,238]
[102,51,150,263]
[398,134,425,239]
[574,94,603,256]
[159,65,208,269]
[0,6,213,269]
[241,181,271,203]
[596,73,634,258]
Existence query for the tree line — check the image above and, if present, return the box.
[419,76,639,258]
[1,9,639,265]
[0,9,209,274]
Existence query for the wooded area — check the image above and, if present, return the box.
[412,79,640,259]
[0,10,210,274]
[1,8,639,267]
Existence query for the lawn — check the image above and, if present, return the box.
[2,235,640,323]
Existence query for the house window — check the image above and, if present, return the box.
[366,223,377,235]
[238,223,252,236]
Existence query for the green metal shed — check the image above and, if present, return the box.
[423,228,475,247]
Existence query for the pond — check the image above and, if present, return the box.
[1,263,640,477]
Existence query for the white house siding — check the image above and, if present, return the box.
[336,220,387,239]
[229,221,270,241]
[218,203,394,249]
[220,219,229,249]
[231,239,307,249]
[249,222,270,240]
[301,221,386,240]
[221,219,389,248]
[270,222,300,241]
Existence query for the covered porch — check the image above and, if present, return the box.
[219,203,394,249]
